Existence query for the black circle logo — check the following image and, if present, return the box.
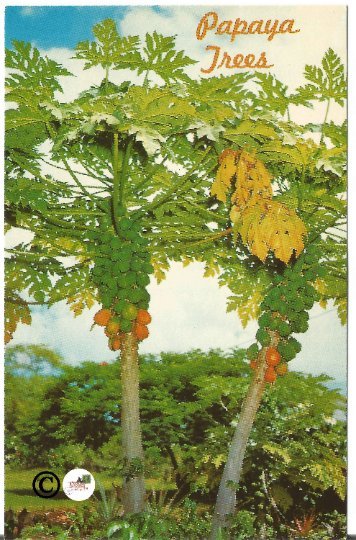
[32,471,60,498]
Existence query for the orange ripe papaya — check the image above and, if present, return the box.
[264,367,277,383]
[266,347,281,367]
[109,336,121,351]
[136,309,152,325]
[94,309,112,327]
[134,323,149,341]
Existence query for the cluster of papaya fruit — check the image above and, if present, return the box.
[248,346,287,383]
[94,307,152,350]
[247,244,324,382]
[89,209,154,349]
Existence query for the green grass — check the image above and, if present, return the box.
[5,466,172,512]
[5,467,123,512]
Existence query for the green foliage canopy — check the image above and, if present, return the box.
[5,19,346,340]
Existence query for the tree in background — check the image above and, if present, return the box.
[5,347,346,537]
[5,345,64,467]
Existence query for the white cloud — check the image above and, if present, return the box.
[5,228,34,249]
[11,262,346,390]
[40,47,144,103]
[20,7,36,17]
[290,303,346,384]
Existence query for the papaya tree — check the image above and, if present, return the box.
[4,19,254,513]
[199,52,346,538]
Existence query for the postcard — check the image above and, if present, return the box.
[3,5,347,539]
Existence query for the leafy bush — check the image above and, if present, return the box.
[47,442,95,471]
[18,506,346,539]
[94,481,121,524]
[229,510,256,539]
[5,346,346,530]
[105,499,210,540]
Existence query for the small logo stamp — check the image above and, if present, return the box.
[32,471,60,498]
[62,468,95,501]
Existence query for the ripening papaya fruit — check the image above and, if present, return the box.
[94,309,112,327]
[136,309,152,325]
[264,367,277,383]
[134,323,149,341]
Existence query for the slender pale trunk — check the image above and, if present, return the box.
[120,332,145,513]
[210,338,277,539]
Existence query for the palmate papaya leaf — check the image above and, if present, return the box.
[129,125,166,156]
[74,18,141,71]
[322,120,347,147]
[152,255,170,283]
[188,120,225,142]
[49,265,93,305]
[5,121,48,154]
[237,290,262,329]
[296,48,346,106]
[138,31,197,84]
[224,118,279,145]
[335,297,347,325]
[212,148,274,208]
[185,74,253,129]
[6,40,72,94]
[222,263,269,327]
[116,86,197,144]
[56,84,198,152]
[306,459,346,500]
[5,106,51,132]
[232,150,272,208]
[257,201,306,263]
[187,73,253,110]
[254,73,311,116]
[211,150,237,203]
[67,289,97,317]
[6,256,55,302]
[203,257,220,278]
[4,297,32,343]
[258,138,317,172]
[314,269,347,326]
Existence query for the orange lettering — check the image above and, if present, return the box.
[217,20,233,36]
[201,45,221,73]
[233,54,245,68]
[266,20,280,41]
[196,11,218,40]
[244,53,256,67]
[218,51,234,69]
[231,18,248,42]
[248,20,264,35]
[255,51,274,68]
[279,19,300,35]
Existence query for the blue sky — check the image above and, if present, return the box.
[5,6,162,49]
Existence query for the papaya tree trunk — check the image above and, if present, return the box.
[120,331,145,513]
[210,340,277,539]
